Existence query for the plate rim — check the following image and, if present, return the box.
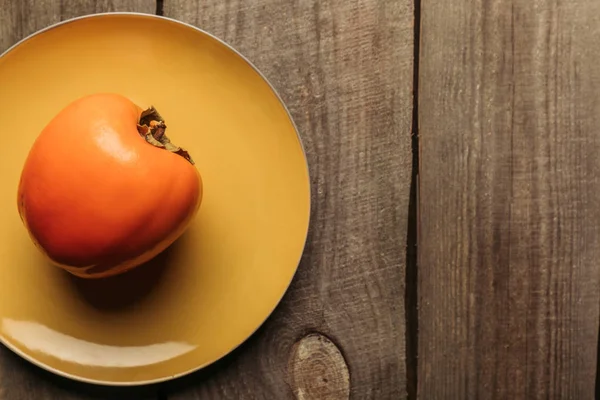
[0,11,312,387]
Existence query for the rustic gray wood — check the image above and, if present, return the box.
[0,1,157,398]
[418,0,600,399]
[164,0,413,399]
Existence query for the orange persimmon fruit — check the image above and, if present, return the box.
[17,93,202,279]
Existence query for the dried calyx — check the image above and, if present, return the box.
[136,106,194,165]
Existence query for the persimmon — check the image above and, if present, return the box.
[17,93,203,279]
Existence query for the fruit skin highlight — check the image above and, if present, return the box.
[17,93,203,279]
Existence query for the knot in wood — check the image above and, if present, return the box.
[287,333,350,400]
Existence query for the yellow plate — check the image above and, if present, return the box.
[0,13,310,385]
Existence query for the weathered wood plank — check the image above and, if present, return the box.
[419,0,600,399]
[0,2,157,398]
[164,0,413,399]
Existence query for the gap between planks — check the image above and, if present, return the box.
[405,0,421,398]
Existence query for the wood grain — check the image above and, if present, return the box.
[419,0,600,398]
[164,0,413,399]
[0,2,157,398]
[287,333,350,400]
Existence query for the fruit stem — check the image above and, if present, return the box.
[136,107,195,165]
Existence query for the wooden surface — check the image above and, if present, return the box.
[163,0,413,399]
[419,0,600,399]
[3,0,600,399]
[0,0,413,399]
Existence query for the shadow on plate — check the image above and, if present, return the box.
[65,240,182,311]
[2,234,304,398]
